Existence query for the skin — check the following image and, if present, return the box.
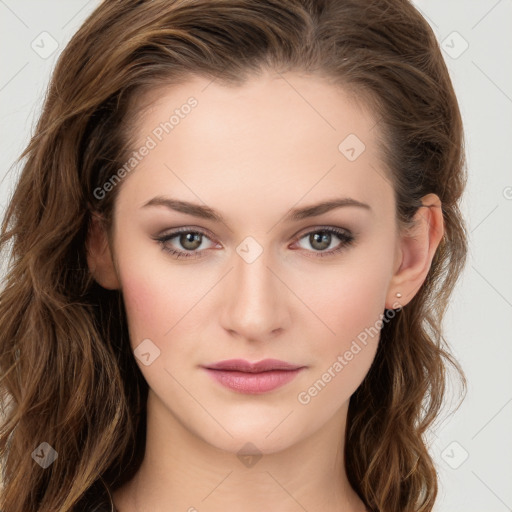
[87,71,444,512]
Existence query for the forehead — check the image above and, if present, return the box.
[117,72,393,221]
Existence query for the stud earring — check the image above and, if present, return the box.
[396,292,402,298]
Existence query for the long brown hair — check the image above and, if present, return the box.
[0,1,468,510]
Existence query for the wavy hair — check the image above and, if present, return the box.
[0,0,467,510]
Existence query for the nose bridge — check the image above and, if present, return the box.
[220,243,288,339]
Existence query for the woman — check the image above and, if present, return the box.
[0,0,468,511]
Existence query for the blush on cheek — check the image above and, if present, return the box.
[120,271,167,347]
[323,278,387,342]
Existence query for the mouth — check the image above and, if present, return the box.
[201,359,306,394]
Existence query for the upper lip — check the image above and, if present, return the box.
[203,358,304,373]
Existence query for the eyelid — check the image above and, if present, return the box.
[155,225,218,243]
[291,224,353,242]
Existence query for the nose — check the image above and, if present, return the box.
[219,248,291,343]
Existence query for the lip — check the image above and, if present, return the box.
[204,358,303,372]
[202,359,306,394]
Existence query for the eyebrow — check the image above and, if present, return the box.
[141,195,371,222]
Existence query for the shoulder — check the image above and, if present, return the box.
[73,478,117,512]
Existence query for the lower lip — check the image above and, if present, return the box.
[203,368,304,394]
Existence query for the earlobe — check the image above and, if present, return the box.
[385,194,444,308]
[86,214,121,290]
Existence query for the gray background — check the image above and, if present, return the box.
[1,1,511,510]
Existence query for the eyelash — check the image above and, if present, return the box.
[154,226,355,260]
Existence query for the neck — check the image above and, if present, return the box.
[112,390,367,512]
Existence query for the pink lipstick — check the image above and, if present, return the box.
[202,358,305,394]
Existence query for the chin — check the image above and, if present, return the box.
[195,422,302,456]
[210,435,296,458]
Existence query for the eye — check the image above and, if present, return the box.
[154,226,355,260]
[292,227,355,258]
[154,228,216,260]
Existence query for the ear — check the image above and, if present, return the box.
[86,214,121,290]
[385,193,444,308]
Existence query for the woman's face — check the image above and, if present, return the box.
[107,72,402,453]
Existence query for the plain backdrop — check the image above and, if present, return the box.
[1,1,511,511]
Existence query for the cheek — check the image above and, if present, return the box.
[116,250,208,357]
[115,240,188,343]
[117,262,195,388]
[310,258,391,343]
[298,252,391,399]
[115,244,181,357]
[120,273,165,345]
